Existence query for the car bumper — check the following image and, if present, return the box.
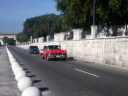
[48,53,67,59]
[30,51,39,54]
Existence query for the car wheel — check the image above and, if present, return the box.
[62,58,66,61]
[42,56,45,59]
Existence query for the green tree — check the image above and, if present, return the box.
[16,33,28,43]
[2,37,9,44]
[8,38,16,45]
[55,0,128,30]
[2,37,16,45]
[22,14,63,39]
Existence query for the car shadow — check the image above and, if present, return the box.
[50,57,74,61]
[66,57,74,61]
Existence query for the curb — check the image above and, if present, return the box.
[6,46,42,96]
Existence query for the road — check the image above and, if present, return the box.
[8,46,128,96]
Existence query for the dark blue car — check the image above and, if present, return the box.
[29,46,39,54]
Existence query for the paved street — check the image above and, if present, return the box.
[0,46,20,96]
[8,46,128,96]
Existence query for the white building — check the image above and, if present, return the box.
[0,34,17,45]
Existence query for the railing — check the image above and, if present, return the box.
[97,24,128,38]
[49,35,54,41]
[64,31,73,40]
[43,37,47,42]
[81,30,91,39]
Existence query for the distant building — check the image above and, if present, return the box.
[0,34,17,45]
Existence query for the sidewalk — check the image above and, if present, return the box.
[0,46,20,96]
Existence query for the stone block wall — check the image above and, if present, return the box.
[17,36,128,69]
[54,32,65,41]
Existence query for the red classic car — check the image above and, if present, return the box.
[40,45,67,61]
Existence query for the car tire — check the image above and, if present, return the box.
[62,58,66,61]
[42,56,45,59]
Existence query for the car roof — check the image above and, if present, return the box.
[48,45,60,46]
[29,46,38,48]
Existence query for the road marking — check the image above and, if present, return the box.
[75,69,100,78]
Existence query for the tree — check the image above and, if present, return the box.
[8,38,16,45]
[56,0,89,29]
[2,37,9,45]
[55,0,128,30]
[16,33,28,43]
[22,14,63,39]
[17,13,75,43]
[2,37,16,45]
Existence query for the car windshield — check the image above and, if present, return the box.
[48,45,60,49]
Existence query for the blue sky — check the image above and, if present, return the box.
[0,0,60,34]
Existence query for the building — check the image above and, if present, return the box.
[0,34,17,45]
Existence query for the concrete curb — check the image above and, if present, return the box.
[18,77,33,91]
[6,46,42,96]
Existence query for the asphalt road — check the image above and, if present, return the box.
[8,46,128,96]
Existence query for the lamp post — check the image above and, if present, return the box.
[48,15,50,35]
[93,0,95,26]
[91,0,97,39]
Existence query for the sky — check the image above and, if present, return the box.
[0,0,60,34]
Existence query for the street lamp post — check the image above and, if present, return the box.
[93,0,95,26]
[48,15,50,35]
[91,0,97,39]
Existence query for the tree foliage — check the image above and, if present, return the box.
[17,14,65,42]
[2,37,16,45]
[56,0,128,29]
[16,33,28,43]
[17,0,128,42]
[2,37,8,44]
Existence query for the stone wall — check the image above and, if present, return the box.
[17,33,128,69]
[54,32,65,41]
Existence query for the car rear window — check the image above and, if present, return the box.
[30,46,38,48]
[48,46,60,49]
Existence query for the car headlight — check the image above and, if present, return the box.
[40,51,43,53]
